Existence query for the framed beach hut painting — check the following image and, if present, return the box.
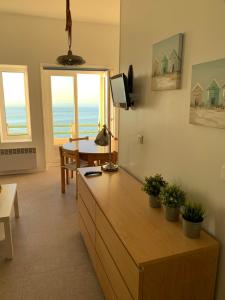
[189,58,225,129]
[151,33,184,91]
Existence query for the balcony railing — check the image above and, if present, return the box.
[7,123,99,137]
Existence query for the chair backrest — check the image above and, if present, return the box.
[59,146,80,168]
[69,136,89,142]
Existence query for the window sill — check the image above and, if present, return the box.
[1,138,32,144]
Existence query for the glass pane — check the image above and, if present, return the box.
[50,76,75,140]
[77,74,101,137]
[2,72,28,136]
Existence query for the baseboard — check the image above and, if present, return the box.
[46,162,60,168]
[0,167,47,176]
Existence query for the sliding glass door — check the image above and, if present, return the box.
[77,73,105,138]
[50,75,76,142]
[42,69,108,165]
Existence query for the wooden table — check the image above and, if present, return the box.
[0,184,19,259]
[63,139,117,166]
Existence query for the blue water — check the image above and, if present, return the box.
[5,106,99,138]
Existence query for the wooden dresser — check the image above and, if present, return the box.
[77,167,219,300]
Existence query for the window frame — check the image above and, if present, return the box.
[42,69,108,146]
[0,65,32,143]
[41,67,110,165]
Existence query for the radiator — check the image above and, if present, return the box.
[0,148,37,173]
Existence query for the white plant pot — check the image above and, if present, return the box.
[182,218,202,239]
[149,196,161,208]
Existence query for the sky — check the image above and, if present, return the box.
[3,72,101,107]
[152,33,183,62]
[3,72,26,107]
[51,74,101,107]
[191,58,225,103]
[192,58,225,89]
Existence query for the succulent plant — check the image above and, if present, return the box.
[160,184,185,208]
[143,174,167,197]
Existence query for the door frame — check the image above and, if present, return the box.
[40,65,111,167]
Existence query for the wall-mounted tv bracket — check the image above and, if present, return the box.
[127,64,135,109]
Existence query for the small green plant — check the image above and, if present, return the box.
[160,184,185,208]
[143,174,167,197]
[182,201,205,223]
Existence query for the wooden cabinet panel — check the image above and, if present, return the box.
[78,174,95,220]
[96,231,133,300]
[79,215,116,300]
[96,205,140,300]
[78,214,96,266]
[142,246,219,300]
[95,252,117,300]
[78,195,95,244]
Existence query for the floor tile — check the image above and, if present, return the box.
[0,168,104,300]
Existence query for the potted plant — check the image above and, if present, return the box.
[182,201,205,238]
[160,184,185,221]
[143,174,167,208]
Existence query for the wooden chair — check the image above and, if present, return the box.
[59,146,88,194]
[69,136,89,142]
[68,136,89,178]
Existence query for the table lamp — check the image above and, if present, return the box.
[95,125,118,172]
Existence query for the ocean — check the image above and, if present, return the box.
[5,106,99,138]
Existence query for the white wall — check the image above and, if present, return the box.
[0,12,119,170]
[119,0,225,298]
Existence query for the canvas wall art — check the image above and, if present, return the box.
[190,58,225,129]
[151,33,183,91]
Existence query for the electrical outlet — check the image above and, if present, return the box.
[137,134,144,144]
[221,165,225,181]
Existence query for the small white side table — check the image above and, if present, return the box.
[0,184,19,259]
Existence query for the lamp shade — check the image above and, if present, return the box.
[94,125,118,172]
[95,126,109,146]
[57,50,85,66]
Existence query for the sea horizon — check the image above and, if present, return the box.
[5,105,99,138]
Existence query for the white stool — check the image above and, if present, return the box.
[0,184,19,259]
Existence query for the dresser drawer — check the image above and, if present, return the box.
[79,215,116,300]
[96,231,133,300]
[96,205,140,300]
[95,252,117,300]
[78,175,95,220]
[78,195,95,244]
[79,214,96,266]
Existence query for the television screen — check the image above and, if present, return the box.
[110,74,130,109]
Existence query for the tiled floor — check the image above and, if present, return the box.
[0,168,104,300]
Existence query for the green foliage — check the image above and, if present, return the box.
[182,201,205,223]
[143,174,167,197]
[160,184,185,208]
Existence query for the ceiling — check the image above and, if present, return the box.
[0,0,120,25]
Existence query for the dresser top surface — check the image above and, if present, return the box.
[78,167,218,266]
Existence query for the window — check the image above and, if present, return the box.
[50,75,75,141]
[77,73,105,138]
[0,65,32,142]
[41,68,108,164]
[44,70,107,145]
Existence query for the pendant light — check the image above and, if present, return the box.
[57,0,85,66]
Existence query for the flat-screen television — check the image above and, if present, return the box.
[110,73,130,109]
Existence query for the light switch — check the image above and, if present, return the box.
[137,134,144,144]
[221,165,225,181]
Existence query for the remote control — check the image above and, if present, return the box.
[84,171,102,177]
